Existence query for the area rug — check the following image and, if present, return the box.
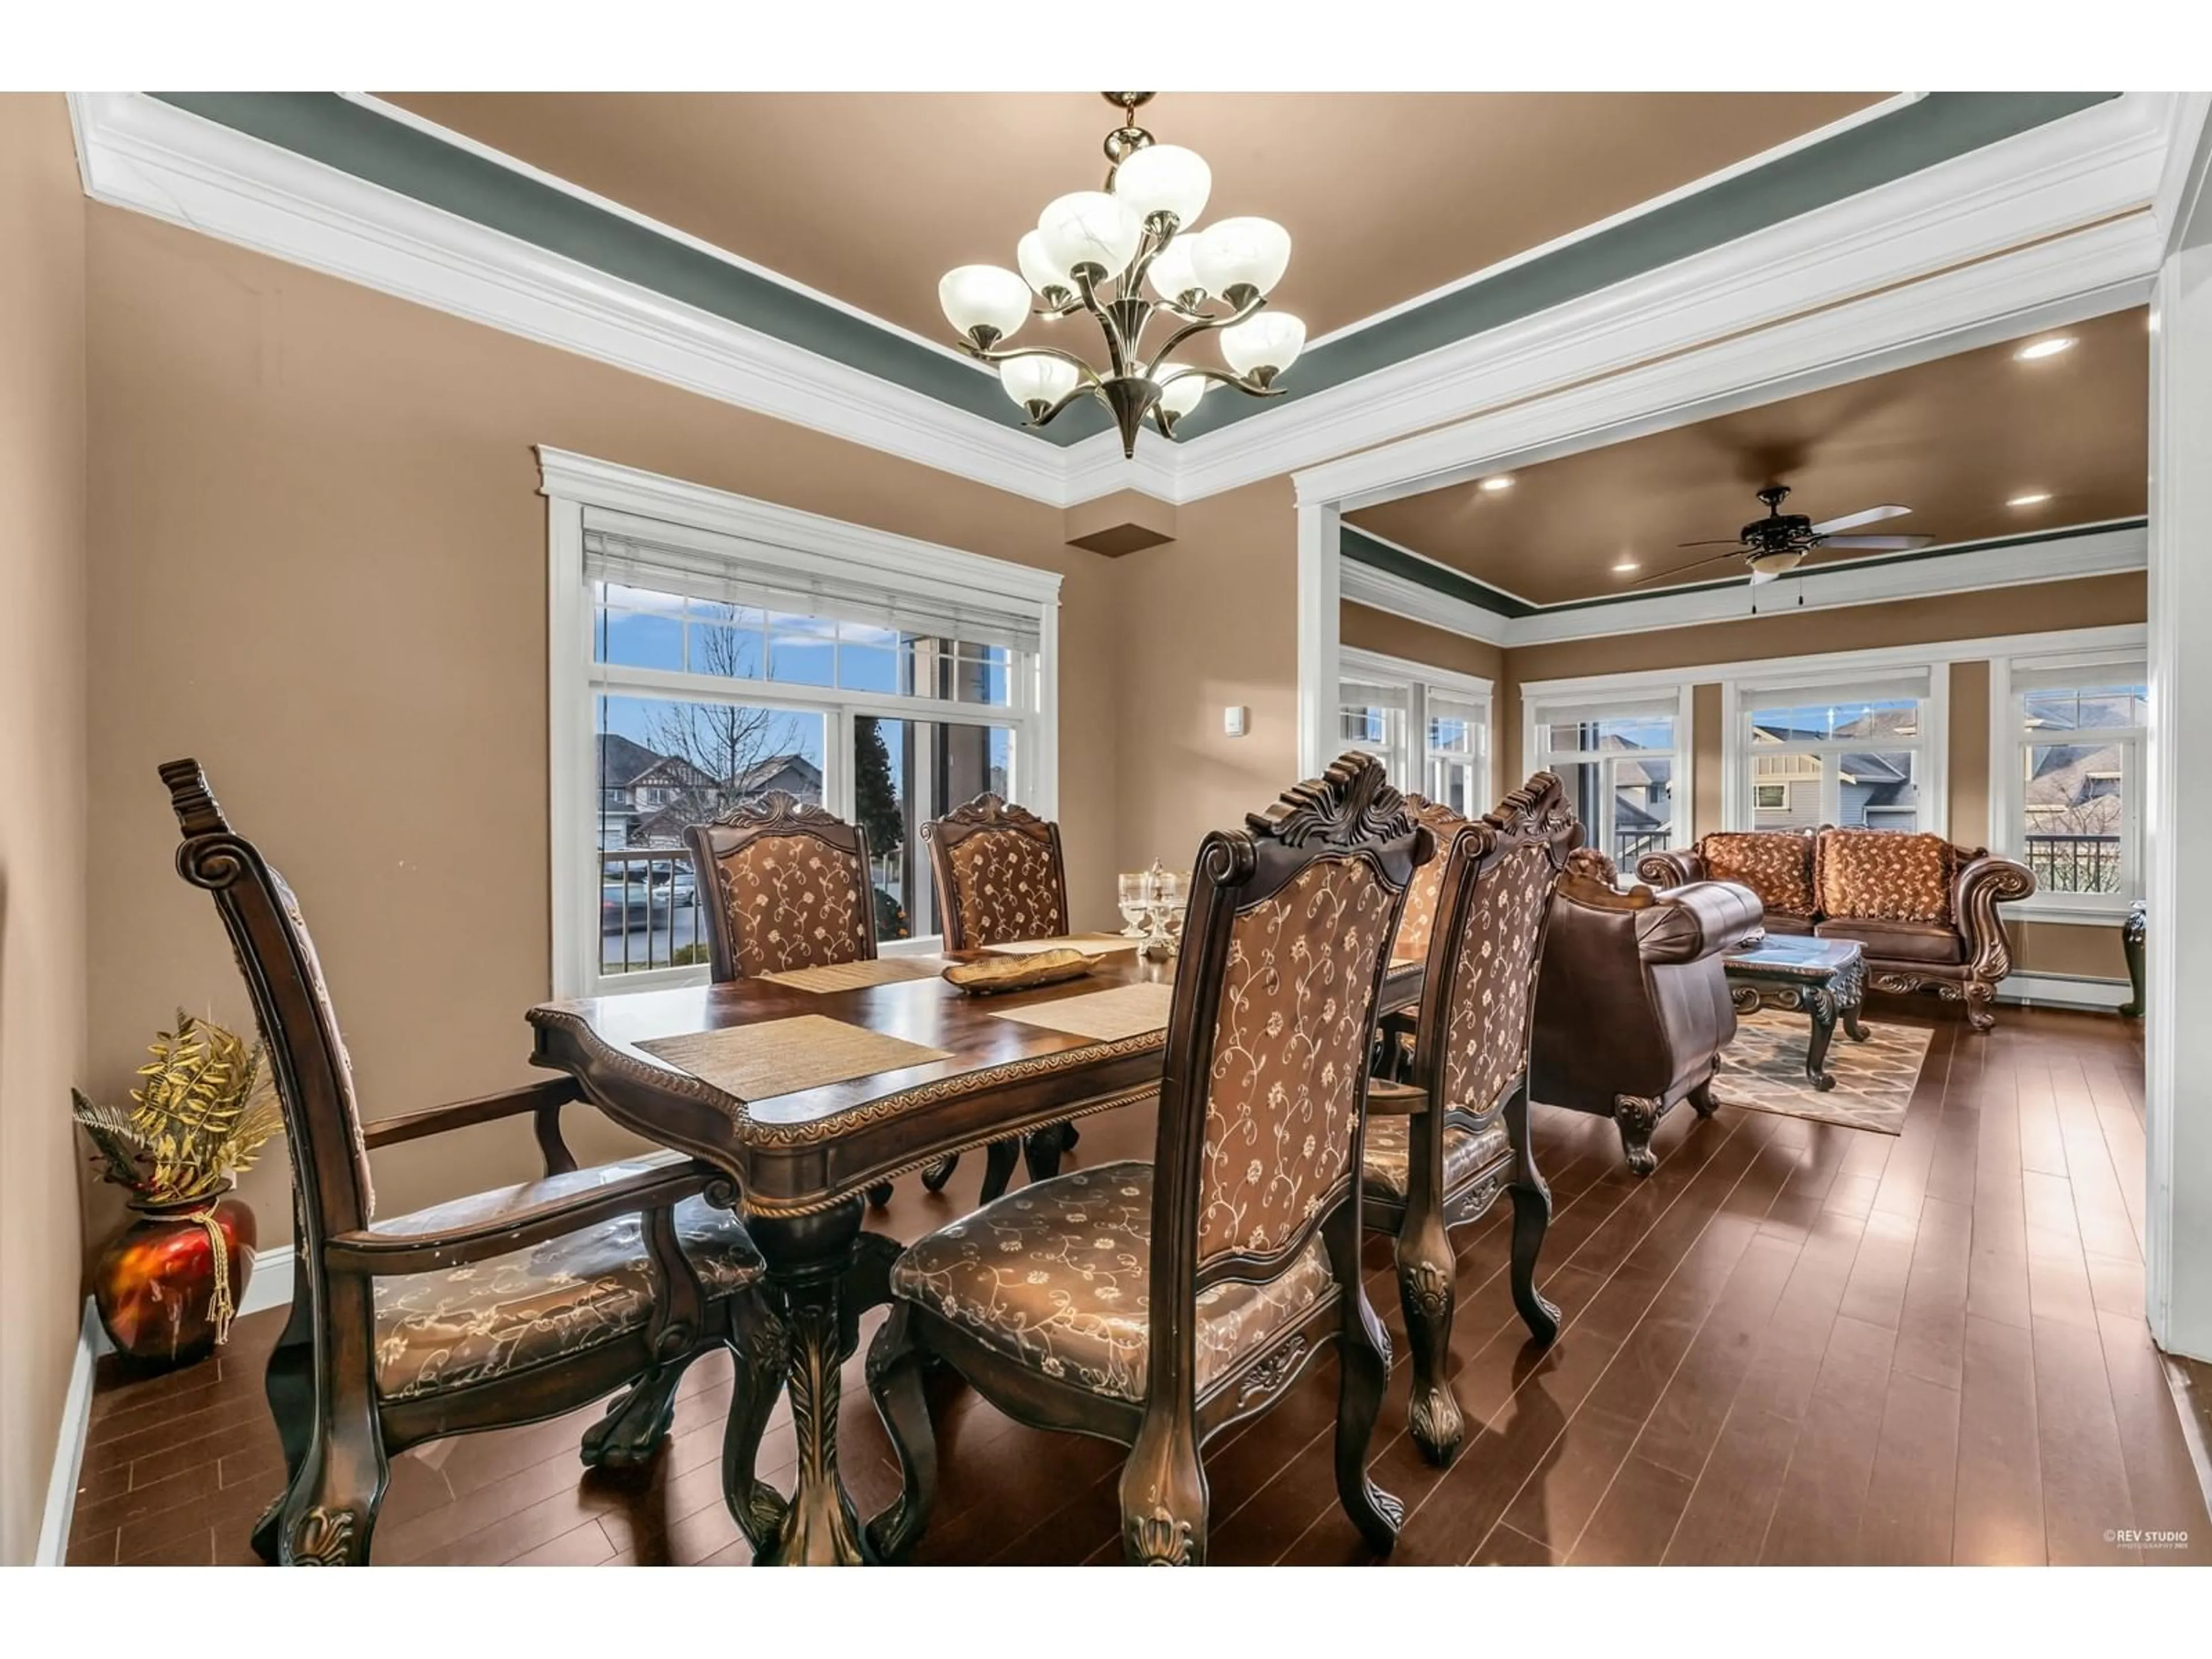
[1710,1009,1934,1135]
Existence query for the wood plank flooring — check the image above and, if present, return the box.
[66,1003,2210,1566]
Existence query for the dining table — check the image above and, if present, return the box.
[527,934,1427,1566]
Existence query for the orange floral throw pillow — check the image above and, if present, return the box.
[1699,831,1816,918]
[1816,829,1953,925]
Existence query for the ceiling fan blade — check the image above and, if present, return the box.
[1674,538,1745,548]
[1817,533,1937,551]
[1627,551,1749,587]
[1809,503,1913,534]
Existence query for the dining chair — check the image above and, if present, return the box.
[866,753,1431,1565]
[922,792,1082,1202]
[161,759,783,1565]
[1361,772,1578,1468]
[684,790,957,1205]
[1372,792,1467,1080]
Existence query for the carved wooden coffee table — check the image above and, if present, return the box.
[1722,934,1869,1091]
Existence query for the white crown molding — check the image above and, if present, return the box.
[1491,522,2147,650]
[2153,91,2212,261]
[69,92,2183,516]
[70,92,1080,507]
[1341,554,1509,647]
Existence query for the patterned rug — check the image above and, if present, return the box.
[1710,1009,1933,1135]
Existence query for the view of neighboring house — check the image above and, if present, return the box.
[1748,714,1921,828]
[595,733,823,850]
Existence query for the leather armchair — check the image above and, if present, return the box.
[1529,856,1764,1175]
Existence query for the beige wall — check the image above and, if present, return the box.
[82,205,1127,1243]
[1339,601,1505,684]
[0,95,89,1564]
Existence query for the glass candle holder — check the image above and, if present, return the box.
[1118,870,1154,937]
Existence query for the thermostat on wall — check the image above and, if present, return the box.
[1223,706,1249,737]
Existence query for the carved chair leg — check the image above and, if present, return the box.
[1021,1126,1066,1186]
[721,1289,791,1554]
[1060,1122,1081,1152]
[1613,1094,1662,1176]
[1392,1205,1463,1467]
[1964,977,1997,1032]
[919,1154,959,1192]
[581,1349,699,1469]
[1119,1409,1209,1566]
[1329,1208,1403,1554]
[865,1183,894,1210]
[276,1372,385,1564]
[252,1275,318,1563]
[978,1138,1021,1204]
[1505,1086,1561,1345]
[861,1302,938,1564]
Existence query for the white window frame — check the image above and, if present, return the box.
[541,448,1062,997]
[1521,680,1695,863]
[1336,647,1494,810]
[1989,641,2150,923]
[1725,661,1946,838]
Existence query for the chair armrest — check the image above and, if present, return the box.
[1953,853,2036,980]
[362,1076,581,1176]
[1634,881,1766,964]
[1636,847,1706,888]
[1365,1078,1431,1117]
[322,1157,713,1278]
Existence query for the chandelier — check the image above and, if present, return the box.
[937,92,1302,460]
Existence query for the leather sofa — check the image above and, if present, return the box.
[1637,827,2036,1031]
[1529,853,1766,1175]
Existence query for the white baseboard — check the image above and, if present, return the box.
[1997,972,2135,1011]
[36,1300,108,1566]
[238,1243,297,1321]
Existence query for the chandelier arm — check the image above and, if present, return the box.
[1071,268,1134,379]
[957,342,1103,385]
[1143,294,1268,379]
[1157,365,1289,400]
[1028,382,1107,429]
[1122,221,1173,307]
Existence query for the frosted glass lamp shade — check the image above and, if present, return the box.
[1038,192,1141,282]
[1748,550,1804,584]
[1016,230,1075,300]
[999,354,1081,412]
[1158,374,1209,419]
[1145,234,1207,307]
[1112,143,1211,229]
[1221,311,1306,380]
[938,265,1031,347]
[1193,217,1291,301]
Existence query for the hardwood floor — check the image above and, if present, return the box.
[65,1003,2210,1567]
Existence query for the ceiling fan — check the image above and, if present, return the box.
[1632,485,1936,588]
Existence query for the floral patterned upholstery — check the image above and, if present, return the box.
[1699,831,1817,919]
[1815,828,1955,925]
[1392,796,1469,964]
[713,833,872,976]
[1361,1117,1512,1203]
[887,1162,1336,1404]
[945,828,1066,947]
[1198,854,1393,1262]
[268,867,376,1219]
[370,1161,763,1402]
[1440,842,1557,1121]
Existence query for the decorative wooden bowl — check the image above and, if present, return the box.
[942,948,1105,996]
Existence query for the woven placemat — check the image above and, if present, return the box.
[990,980,1176,1041]
[983,933,1145,956]
[761,956,950,993]
[637,1015,952,1103]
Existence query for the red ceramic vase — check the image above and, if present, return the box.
[93,1190,257,1367]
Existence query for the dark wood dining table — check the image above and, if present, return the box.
[528,941,1426,1566]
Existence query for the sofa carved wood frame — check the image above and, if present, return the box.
[161,759,782,1566]
[922,791,1081,1203]
[684,790,956,1205]
[1365,778,1576,1467]
[865,754,1430,1565]
[1636,829,2036,1031]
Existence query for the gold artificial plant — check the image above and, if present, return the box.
[73,1012,284,1206]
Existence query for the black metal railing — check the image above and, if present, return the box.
[2024,833,2122,895]
[1615,829,1671,864]
[600,846,706,975]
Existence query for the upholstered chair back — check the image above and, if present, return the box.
[684,792,876,980]
[1152,755,1429,1310]
[1416,774,1580,1119]
[1391,794,1472,965]
[923,794,1070,950]
[161,759,377,1236]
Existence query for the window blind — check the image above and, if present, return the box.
[583,524,1043,654]
[1737,668,1931,712]
[1340,680,1412,712]
[1531,692,1681,732]
[2008,657,2147,694]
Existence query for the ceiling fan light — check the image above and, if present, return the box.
[938,264,1031,348]
[1221,311,1305,380]
[1145,235,1207,308]
[1749,548,1804,578]
[998,354,1080,414]
[1193,216,1291,302]
[1112,143,1211,231]
[1158,373,1209,419]
[1038,192,1142,283]
[1016,230,1075,302]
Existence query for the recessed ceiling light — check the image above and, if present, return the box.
[1612,559,1640,574]
[2013,336,2075,361]
[2008,491,2052,507]
[1478,475,1514,493]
